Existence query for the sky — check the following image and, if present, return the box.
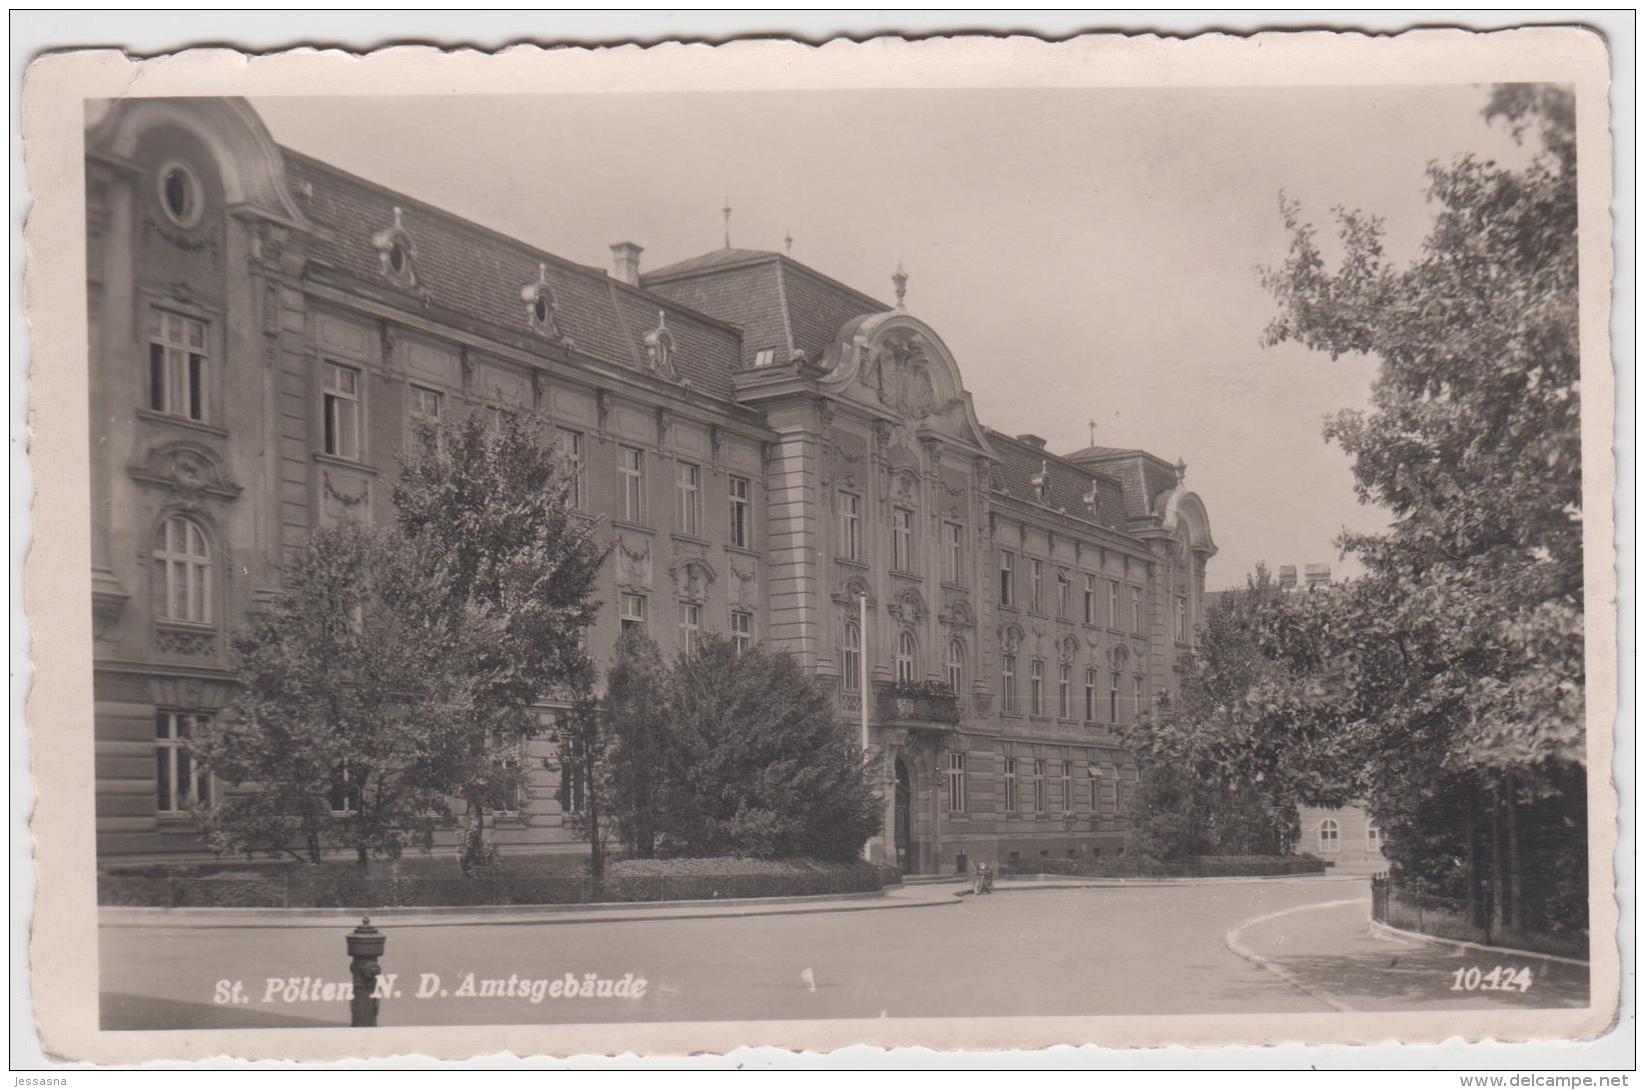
[252,86,1527,591]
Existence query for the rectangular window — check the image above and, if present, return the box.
[1110,673,1120,724]
[677,462,702,536]
[843,623,862,691]
[729,476,752,548]
[892,508,914,572]
[1030,659,1044,717]
[619,446,646,522]
[752,347,777,368]
[1032,759,1047,814]
[557,729,586,816]
[1084,574,1096,624]
[679,602,701,654]
[946,752,967,813]
[1176,596,1188,642]
[999,551,1015,607]
[1135,675,1147,720]
[1003,757,1019,814]
[1108,579,1122,627]
[1057,571,1071,618]
[1061,760,1074,814]
[1001,654,1018,713]
[409,384,443,425]
[1058,664,1072,719]
[494,740,526,816]
[1132,586,1144,633]
[327,762,361,816]
[838,492,862,561]
[620,592,647,636]
[730,609,753,654]
[943,521,964,584]
[154,711,212,814]
[1085,669,1099,723]
[1089,763,1101,811]
[556,428,584,509]
[1030,559,1044,612]
[323,362,361,460]
[148,308,209,422]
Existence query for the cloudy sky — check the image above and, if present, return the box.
[253,86,1526,590]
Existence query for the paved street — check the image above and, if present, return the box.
[99,878,1588,1030]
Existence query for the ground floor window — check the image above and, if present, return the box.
[1060,760,1074,813]
[154,711,212,814]
[1032,759,1047,813]
[1319,818,1340,853]
[328,762,362,816]
[1003,756,1019,813]
[946,752,967,813]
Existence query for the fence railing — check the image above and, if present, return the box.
[1368,875,1588,961]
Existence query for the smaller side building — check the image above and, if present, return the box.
[1297,805,1387,871]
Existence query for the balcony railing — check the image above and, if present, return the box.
[874,681,962,727]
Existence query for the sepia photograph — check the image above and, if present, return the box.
[15,22,1623,1069]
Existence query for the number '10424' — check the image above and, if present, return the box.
[1451,965,1533,992]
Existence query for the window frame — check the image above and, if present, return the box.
[1032,758,1047,814]
[147,307,210,423]
[676,461,702,537]
[1057,570,1071,618]
[837,491,862,562]
[945,638,965,694]
[1060,760,1074,815]
[322,361,363,461]
[154,514,213,626]
[891,507,915,573]
[730,609,753,654]
[1132,585,1144,633]
[618,445,646,523]
[678,601,702,654]
[895,630,917,683]
[1108,579,1122,627]
[1176,595,1188,642]
[1029,558,1044,613]
[1001,653,1018,713]
[1003,756,1019,814]
[943,521,964,584]
[842,621,862,691]
[1030,658,1045,717]
[1319,818,1341,853]
[1084,668,1098,723]
[154,710,213,815]
[1058,663,1072,719]
[619,591,647,635]
[556,427,585,510]
[946,752,968,813]
[999,551,1015,607]
[729,475,752,548]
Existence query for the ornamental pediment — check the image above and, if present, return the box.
[128,440,241,500]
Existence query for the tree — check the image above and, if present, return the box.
[197,523,475,868]
[392,410,608,871]
[1254,84,1584,935]
[598,630,673,860]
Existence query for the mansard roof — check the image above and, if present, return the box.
[281,148,745,400]
[985,431,1129,532]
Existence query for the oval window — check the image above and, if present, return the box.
[388,241,406,274]
[157,162,201,227]
[533,293,549,324]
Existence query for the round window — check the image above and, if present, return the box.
[156,161,202,227]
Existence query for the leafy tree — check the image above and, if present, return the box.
[197,523,474,868]
[598,630,673,860]
[1252,83,1583,934]
[392,410,607,871]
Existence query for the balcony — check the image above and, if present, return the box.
[875,681,962,729]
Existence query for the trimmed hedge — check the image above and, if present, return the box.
[99,856,885,908]
[1001,854,1326,879]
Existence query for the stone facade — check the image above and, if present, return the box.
[86,98,1215,870]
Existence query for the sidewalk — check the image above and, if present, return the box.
[99,879,969,930]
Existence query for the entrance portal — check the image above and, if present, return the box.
[894,757,912,872]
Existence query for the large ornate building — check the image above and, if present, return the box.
[86,98,1216,871]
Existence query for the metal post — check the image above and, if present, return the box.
[347,917,386,1027]
[859,592,872,862]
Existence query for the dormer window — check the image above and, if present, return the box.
[157,161,203,228]
[520,263,565,340]
[1030,460,1051,504]
[371,206,418,288]
[643,311,679,379]
[752,347,776,368]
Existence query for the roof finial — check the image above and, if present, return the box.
[1088,419,1097,447]
[892,260,908,310]
[722,197,732,250]
[1175,457,1187,484]
[784,228,794,254]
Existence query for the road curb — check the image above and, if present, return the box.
[1222,897,1370,1014]
[1367,919,1590,968]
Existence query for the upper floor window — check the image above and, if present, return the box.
[620,592,647,636]
[730,609,753,654]
[323,362,362,460]
[1083,574,1096,624]
[943,522,964,584]
[1134,675,1147,720]
[1001,653,1018,713]
[157,161,204,228]
[619,446,646,523]
[729,476,752,548]
[1056,570,1071,618]
[1084,669,1098,723]
[945,639,965,694]
[896,631,917,683]
[1132,586,1145,633]
[843,621,862,691]
[999,551,1015,607]
[752,347,777,368]
[892,508,915,573]
[1029,559,1044,613]
[1176,596,1188,642]
[155,710,212,814]
[556,428,584,510]
[677,462,702,536]
[409,384,443,426]
[154,515,211,625]
[679,601,701,654]
[1109,672,1121,723]
[148,309,208,422]
[838,492,862,561]
[1058,664,1072,719]
[1030,659,1045,717]
[1108,579,1122,628]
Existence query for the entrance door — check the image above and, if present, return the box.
[894,757,912,871]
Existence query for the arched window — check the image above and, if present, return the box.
[896,630,916,683]
[945,638,965,694]
[1319,818,1340,853]
[154,515,211,624]
[842,621,862,692]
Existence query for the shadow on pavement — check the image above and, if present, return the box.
[101,992,343,1031]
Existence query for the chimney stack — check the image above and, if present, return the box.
[610,242,643,287]
[1304,563,1332,591]
[1017,434,1047,451]
[1277,565,1298,592]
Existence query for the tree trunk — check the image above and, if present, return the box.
[1506,771,1523,931]
[356,844,369,874]
[1465,784,1481,930]
[1488,780,1505,942]
[586,747,604,880]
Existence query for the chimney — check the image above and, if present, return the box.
[1277,565,1298,592]
[1017,434,1047,451]
[610,242,643,287]
[1304,563,1332,591]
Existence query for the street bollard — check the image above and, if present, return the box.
[346,917,386,1027]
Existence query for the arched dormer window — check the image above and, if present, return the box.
[154,515,212,625]
[896,630,917,683]
[643,311,678,379]
[520,263,565,341]
[371,206,419,288]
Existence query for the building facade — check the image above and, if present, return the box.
[86,98,1215,870]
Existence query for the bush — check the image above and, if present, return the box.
[1000,854,1325,879]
